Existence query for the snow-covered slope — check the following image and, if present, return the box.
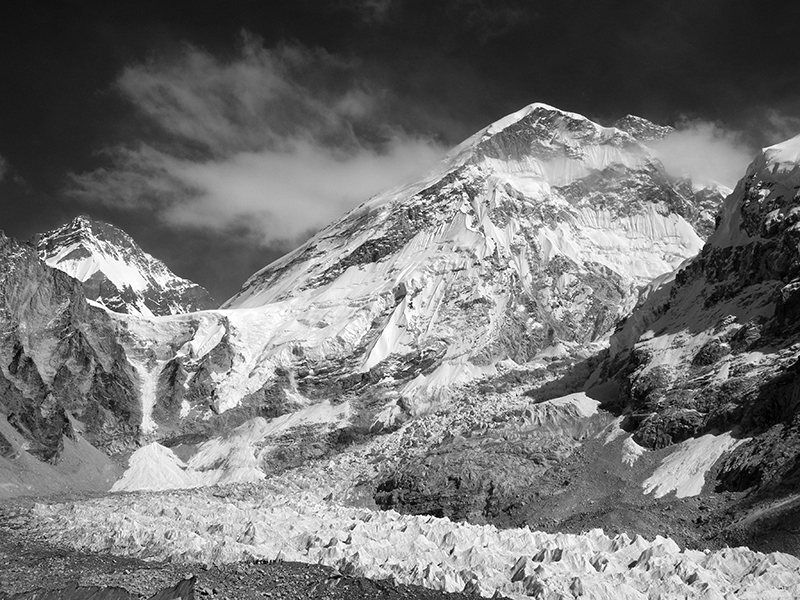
[0,105,733,500]
[36,215,216,316]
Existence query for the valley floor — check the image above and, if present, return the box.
[5,377,800,599]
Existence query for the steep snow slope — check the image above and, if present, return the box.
[0,105,728,501]
[37,216,216,316]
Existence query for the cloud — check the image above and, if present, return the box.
[762,109,800,146]
[448,0,535,43]
[647,120,755,188]
[337,0,394,23]
[0,155,7,182]
[69,34,446,244]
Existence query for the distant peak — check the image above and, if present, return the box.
[613,115,673,142]
[36,216,217,316]
[56,215,135,248]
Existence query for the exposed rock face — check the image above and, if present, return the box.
[0,232,138,464]
[374,392,611,525]
[604,133,800,540]
[36,216,216,317]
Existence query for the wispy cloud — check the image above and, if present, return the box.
[0,155,7,182]
[70,34,445,244]
[338,0,394,23]
[450,0,535,43]
[762,109,800,146]
[647,120,755,188]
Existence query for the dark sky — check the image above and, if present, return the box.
[1,0,799,302]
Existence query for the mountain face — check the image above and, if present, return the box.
[0,232,135,494]
[602,132,800,549]
[3,104,726,486]
[0,105,738,492]
[36,216,216,317]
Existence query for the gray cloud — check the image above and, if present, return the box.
[0,155,7,182]
[762,109,800,146]
[647,120,755,189]
[70,34,446,243]
[338,0,394,23]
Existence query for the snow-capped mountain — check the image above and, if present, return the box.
[0,103,729,475]
[36,215,216,316]
[207,103,716,410]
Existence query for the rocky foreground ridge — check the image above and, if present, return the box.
[602,132,800,551]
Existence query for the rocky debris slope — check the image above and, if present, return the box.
[36,216,216,317]
[101,374,783,559]
[603,132,800,552]
[29,483,800,600]
[111,400,352,492]
[0,232,140,496]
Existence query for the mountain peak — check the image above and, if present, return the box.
[446,103,630,167]
[613,115,673,141]
[37,216,216,316]
[46,215,137,250]
[482,102,592,137]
